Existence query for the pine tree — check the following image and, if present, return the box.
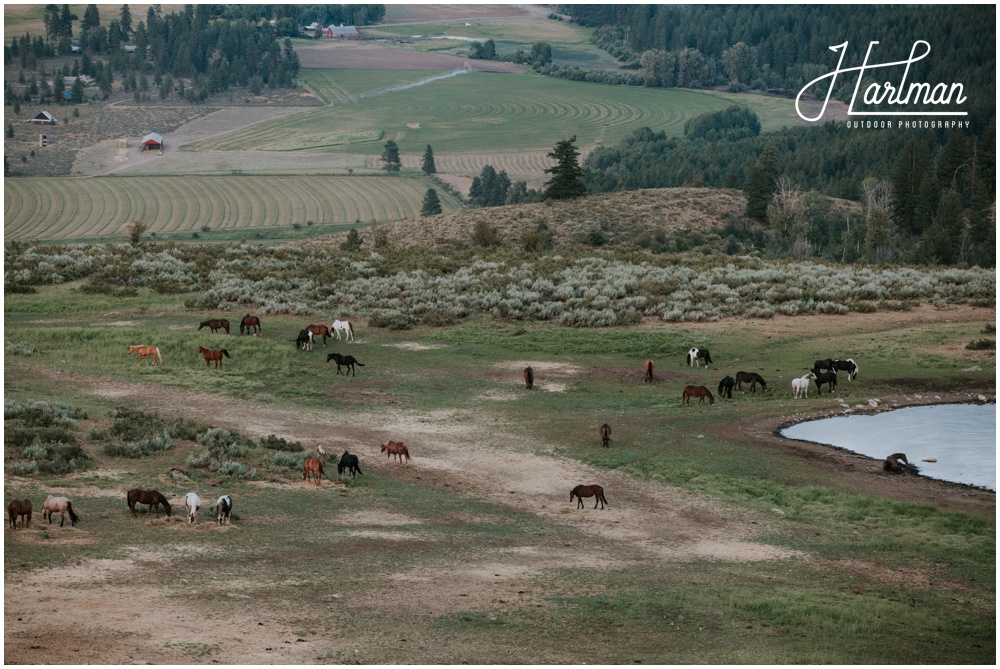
[743,141,779,221]
[890,138,932,235]
[421,188,442,216]
[120,4,133,34]
[421,145,436,175]
[543,136,586,200]
[380,140,401,173]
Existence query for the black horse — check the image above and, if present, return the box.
[327,352,365,376]
[811,369,838,394]
[337,451,363,478]
[813,358,836,372]
[833,358,859,381]
[718,376,735,399]
[734,371,768,393]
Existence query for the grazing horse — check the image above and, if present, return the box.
[380,441,411,464]
[127,489,172,519]
[734,371,768,393]
[303,456,325,484]
[643,359,654,383]
[811,369,837,394]
[306,324,331,347]
[184,492,201,524]
[42,496,79,527]
[331,319,355,342]
[198,318,230,335]
[833,358,859,381]
[813,359,836,372]
[327,352,364,376]
[792,372,816,398]
[199,346,231,368]
[570,484,608,510]
[128,345,162,366]
[296,329,314,351]
[524,366,534,390]
[682,385,715,406]
[687,347,713,368]
[718,376,735,399]
[8,499,32,529]
[337,451,363,478]
[240,314,261,336]
[883,453,913,473]
[599,423,611,448]
[215,494,233,526]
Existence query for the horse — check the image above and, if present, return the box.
[734,371,768,393]
[337,451,363,478]
[792,371,816,398]
[380,441,411,464]
[184,492,201,524]
[643,359,654,383]
[570,484,608,510]
[306,324,331,347]
[524,366,534,390]
[127,489,172,519]
[128,345,162,366]
[682,385,715,406]
[296,329,314,351]
[687,347,713,368]
[42,495,79,527]
[331,319,355,342]
[883,453,917,473]
[215,494,233,526]
[303,456,325,484]
[198,318,230,335]
[599,423,611,448]
[811,369,837,394]
[327,352,364,376]
[199,346,231,368]
[240,314,261,336]
[833,358,859,381]
[8,499,32,529]
[718,376,735,399]
[813,359,836,372]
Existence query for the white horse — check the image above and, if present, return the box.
[184,492,201,525]
[792,372,816,399]
[215,494,232,526]
[331,319,354,342]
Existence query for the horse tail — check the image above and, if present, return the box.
[355,361,365,366]
[221,349,231,358]
[155,348,162,364]
[66,501,79,526]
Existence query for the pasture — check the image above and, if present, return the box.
[4,280,995,664]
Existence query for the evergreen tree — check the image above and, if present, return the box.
[421,144,436,175]
[380,139,401,173]
[421,188,443,216]
[743,142,778,221]
[891,138,933,235]
[543,136,586,200]
[82,4,101,31]
[120,4,132,35]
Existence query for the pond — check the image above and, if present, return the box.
[781,403,996,491]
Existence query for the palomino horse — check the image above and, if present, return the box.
[198,318,230,335]
[718,376,735,399]
[128,345,162,366]
[215,494,233,526]
[240,314,261,336]
[811,369,837,394]
[127,489,172,519]
[792,372,816,399]
[570,484,608,510]
[599,423,611,448]
[306,324,331,347]
[687,347,713,368]
[8,499,32,529]
[380,441,411,463]
[327,352,364,376]
[296,329,314,351]
[734,371,768,393]
[337,451,363,478]
[42,496,79,527]
[303,456,325,484]
[682,385,715,406]
[184,492,201,524]
[199,346,231,368]
[643,359,654,383]
[524,366,534,390]
[833,358,859,381]
[331,319,355,342]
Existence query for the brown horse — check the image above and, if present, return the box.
[306,324,331,347]
[42,495,79,527]
[524,366,534,390]
[734,371,768,393]
[128,345,162,365]
[380,441,411,463]
[127,489,171,519]
[303,456,325,485]
[198,318,230,335]
[240,314,261,336]
[682,385,715,406]
[199,346,231,368]
[599,423,611,448]
[643,359,654,383]
[8,499,32,529]
[883,453,914,473]
[570,484,608,510]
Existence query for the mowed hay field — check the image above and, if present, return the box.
[4,174,460,241]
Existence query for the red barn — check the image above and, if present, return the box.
[141,132,163,151]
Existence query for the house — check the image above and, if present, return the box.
[124,45,137,53]
[325,24,359,39]
[301,21,322,34]
[29,111,57,125]
[141,132,163,151]
[63,75,95,87]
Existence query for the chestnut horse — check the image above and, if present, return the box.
[199,346,231,368]
[42,495,79,527]
[8,499,32,529]
[682,385,715,406]
[380,441,411,463]
[524,366,534,390]
[643,359,654,383]
[128,345,162,366]
[127,489,171,519]
[570,484,608,510]
[306,324,331,347]
[303,456,325,484]
[599,423,611,448]
[240,314,261,336]
[198,318,230,335]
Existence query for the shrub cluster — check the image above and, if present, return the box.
[4,400,92,474]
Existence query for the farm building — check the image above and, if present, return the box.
[141,133,164,151]
[325,24,359,38]
[29,111,56,125]
[63,75,95,87]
